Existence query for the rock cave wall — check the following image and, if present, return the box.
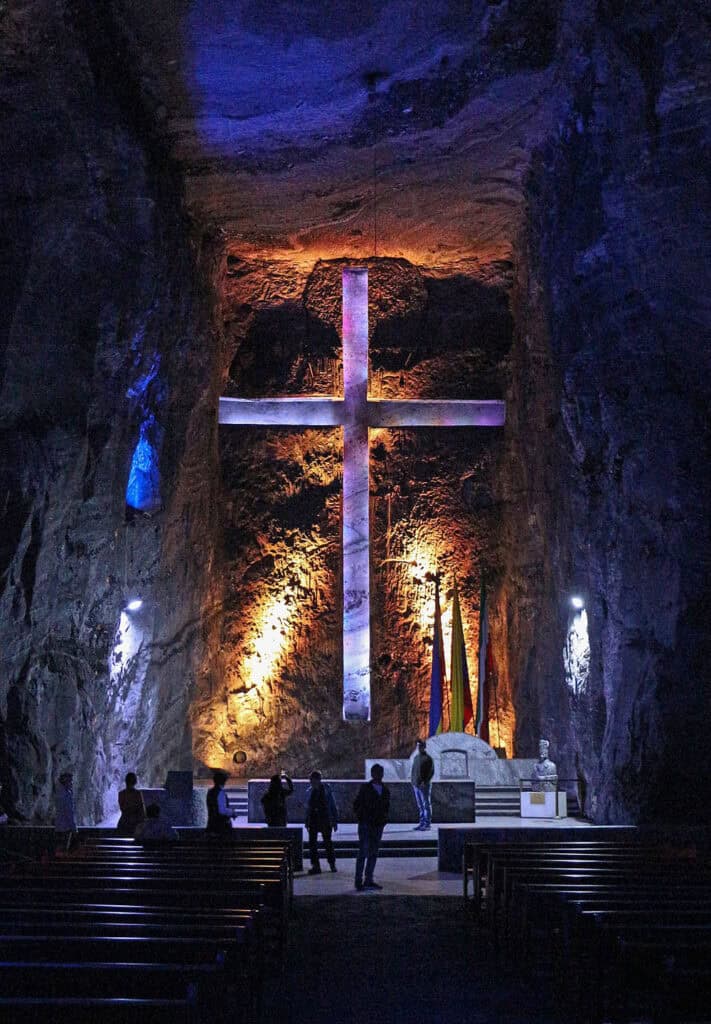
[503,0,711,822]
[0,1,220,822]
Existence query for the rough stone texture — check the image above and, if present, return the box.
[499,0,711,822]
[2,0,710,825]
[0,2,221,821]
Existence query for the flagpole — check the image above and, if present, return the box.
[492,624,502,748]
[439,572,451,732]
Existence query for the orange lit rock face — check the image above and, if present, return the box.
[195,258,514,776]
[193,426,343,774]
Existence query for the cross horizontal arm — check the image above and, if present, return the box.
[367,399,506,428]
[219,396,345,427]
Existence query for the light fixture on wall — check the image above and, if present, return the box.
[125,598,143,612]
[570,595,585,610]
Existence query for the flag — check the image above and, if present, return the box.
[428,578,445,736]
[476,575,490,744]
[449,581,474,732]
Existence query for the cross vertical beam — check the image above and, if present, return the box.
[342,268,371,720]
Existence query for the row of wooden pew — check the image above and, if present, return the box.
[0,833,294,1022]
[464,832,711,1023]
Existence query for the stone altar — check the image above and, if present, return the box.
[365,732,537,787]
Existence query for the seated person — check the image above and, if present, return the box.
[134,803,178,843]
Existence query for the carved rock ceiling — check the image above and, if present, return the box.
[122,0,559,282]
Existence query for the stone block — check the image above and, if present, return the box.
[164,771,193,799]
[520,790,567,818]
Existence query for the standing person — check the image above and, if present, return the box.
[354,763,390,891]
[304,770,338,874]
[117,772,146,836]
[261,771,294,827]
[411,739,435,831]
[55,771,77,854]
[206,769,237,836]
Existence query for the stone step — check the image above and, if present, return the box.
[228,785,579,820]
[306,841,437,859]
[224,789,249,813]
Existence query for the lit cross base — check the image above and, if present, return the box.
[219,268,506,721]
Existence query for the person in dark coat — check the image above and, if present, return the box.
[261,772,294,827]
[304,770,338,874]
[354,763,390,891]
[206,770,237,836]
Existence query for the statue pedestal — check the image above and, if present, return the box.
[520,790,567,818]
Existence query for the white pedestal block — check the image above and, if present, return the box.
[520,790,568,818]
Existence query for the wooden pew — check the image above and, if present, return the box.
[0,835,294,1020]
[0,994,201,1023]
[467,836,711,1022]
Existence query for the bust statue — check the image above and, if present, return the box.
[532,738,557,791]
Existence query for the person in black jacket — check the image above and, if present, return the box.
[353,763,390,891]
[304,770,338,874]
[261,772,294,826]
[206,770,237,837]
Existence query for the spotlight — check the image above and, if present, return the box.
[571,596,584,610]
[126,599,143,612]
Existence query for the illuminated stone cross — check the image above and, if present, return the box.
[219,268,505,721]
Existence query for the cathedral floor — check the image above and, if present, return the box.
[262,893,553,1024]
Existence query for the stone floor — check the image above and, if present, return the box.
[262,890,554,1024]
[294,856,461,896]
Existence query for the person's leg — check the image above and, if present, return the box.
[412,784,425,828]
[355,823,367,888]
[322,826,336,870]
[364,826,384,887]
[422,782,432,828]
[364,826,376,882]
[308,826,321,872]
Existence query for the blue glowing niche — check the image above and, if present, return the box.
[126,416,162,512]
